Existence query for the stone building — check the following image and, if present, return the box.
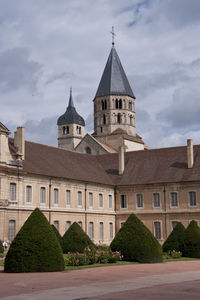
[0,42,200,245]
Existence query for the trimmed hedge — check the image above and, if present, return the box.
[162,222,185,253]
[0,240,4,253]
[4,208,65,272]
[110,214,163,263]
[183,220,200,258]
[62,222,96,253]
[51,224,63,249]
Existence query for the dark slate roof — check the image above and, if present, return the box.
[57,90,85,126]
[95,47,135,98]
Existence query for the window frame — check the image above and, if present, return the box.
[98,193,103,208]
[153,221,162,240]
[99,221,104,242]
[53,188,59,206]
[89,221,94,240]
[153,192,161,209]
[8,220,16,242]
[170,191,178,208]
[109,222,113,240]
[136,193,144,209]
[188,191,197,207]
[120,194,127,209]
[10,182,17,203]
[40,187,46,205]
[88,192,93,209]
[77,191,82,207]
[26,185,32,204]
[108,195,112,209]
[66,189,71,207]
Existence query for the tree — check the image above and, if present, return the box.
[62,222,96,253]
[162,222,185,253]
[110,213,163,263]
[4,208,65,272]
[0,240,4,253]
[183,220,200,258]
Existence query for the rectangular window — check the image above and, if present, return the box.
[89,192,93,208]
[40,187,46,204]
[78,221,82,228]
[154,221,161,240]
[8,220,16,241]
[120,195,127,208]
[153,193,160,208]
[53,188,59,205]
[171,221,179,230]
[89,222,94,239]
[189,191,197,206]
[26,185,32,203]
[99,222,104,241]
[66,221,71,231]
[53,220,59,230]
[66,190,71,207]
[99,194,103,208]
[136,194,143,208]
[108,195,112,209]
[109,222,113,240]
[10,183,16,202]
[77,191,82,207]
[170,192,178,207]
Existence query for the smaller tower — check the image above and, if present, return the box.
[57,89,85,151]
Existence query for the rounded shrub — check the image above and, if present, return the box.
[62,222,96,253]
[4,208,65,272]
[110,213,163,263]
[51,224,63,249]
[162,222,185,253]
[0,240,4,253]
[183,220,200,258]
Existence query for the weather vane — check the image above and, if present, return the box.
[110,26,116,47]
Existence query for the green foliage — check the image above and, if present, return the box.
[162,222,185,253]
[110,213,163,263]
[0,241,4,253]
[4,208,65,272]
[62,222,96,253]
[51,224,63,249]
[183,220,200,258]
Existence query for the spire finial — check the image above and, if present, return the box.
[68,87,74,108]
[110,26,116,48]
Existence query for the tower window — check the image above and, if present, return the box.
[101,100,104,110]
[86,147,91,154]
[103,114,106,124]
[129,101,132,111]
[117,113,121,124]
[63,126,69,134]
[115,99,119,109]
[119,99,122,109]
[76,126,81,134]
[100,127,103,133]
[104,100,107,110]
[130,116,133,125]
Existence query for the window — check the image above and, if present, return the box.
[40,187,46,204]
[129,101,132,111]
[154,221,161,240]
[104,100,107,110]
[108,195,112,209]
[86,147,91,154]
[103,114,106,124]
[171,221,179,230]
[101,100,104,110]
[89,222,94,239]
[109,222,113,240]
[99,222,104,241]
[53,220,59,230]
[53,188,59,205]
[117,113,121,124]
[66,221,71,231]
[26,185,32,203]
[189,191,197,206]
[115,99,119,109]
[136,194,143,208]
[10,183,16,202]
[63,126,69,134]
[120,195,127,208]
[76,126,81,134]
[78,221,82,228]
[66,190,71,207]
[98,194,103,208]
[8,220,16,241]
[153,193,160,208]
[77,191,82,207]
[89,192,93,208]
[170,192,178,207]
[119,99,122,109]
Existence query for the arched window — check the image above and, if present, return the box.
[104,100,107,110]
[117,113,121,124]
[86,147,91,154]
[63,126,69,134]
[115,99,119,109]
[101,100,104,110]
[130,116,133,125]
[103,114,106,125]
[119,99,122,109]
[129,101,132,111]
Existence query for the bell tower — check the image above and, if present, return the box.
[57,89,85,151]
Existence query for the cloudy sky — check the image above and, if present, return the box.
[1,0,200,149]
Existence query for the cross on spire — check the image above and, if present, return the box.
[110,26,116,48]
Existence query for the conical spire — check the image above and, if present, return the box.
[57,89,85,126]
[95,47,135,98]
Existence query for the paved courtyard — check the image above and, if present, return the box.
[1,261,200,299]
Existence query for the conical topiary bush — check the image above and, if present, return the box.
[162,222,185,253]
[62,222,96,253]
[51,224,63,249]
[110,214,163,263]
[0,240,4,253]
[183,220,200,258]
[4,208,65,272]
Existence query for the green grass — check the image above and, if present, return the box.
[65,261,138,270]
[163,257,200,262]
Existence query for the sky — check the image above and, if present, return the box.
[1,0,200,149]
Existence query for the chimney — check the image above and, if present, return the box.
[119,145,126,175]
[187,139,193,169]
[14,127,25,160]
